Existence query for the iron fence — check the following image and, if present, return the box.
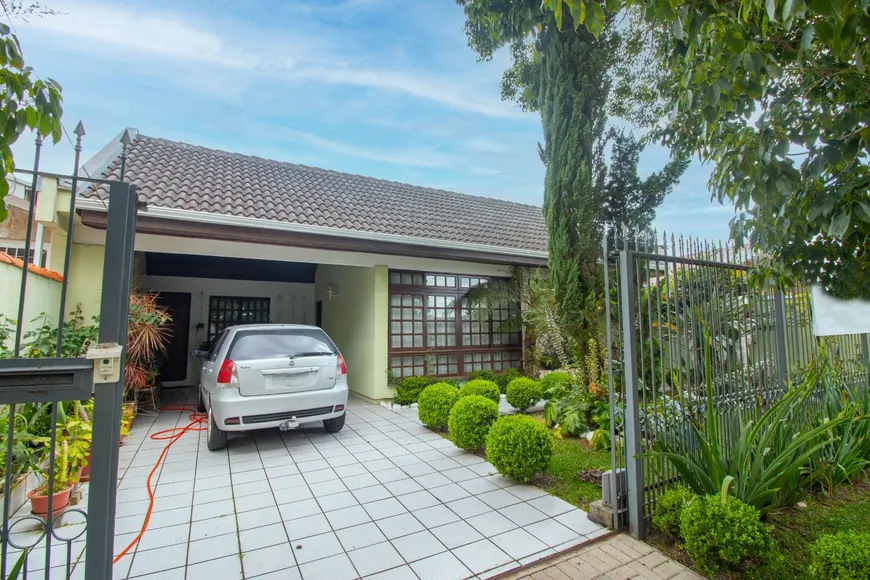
[604,230,870,539]
[0,127,138,579]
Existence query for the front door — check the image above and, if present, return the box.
[157,292,191,384]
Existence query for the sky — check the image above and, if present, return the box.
[9,0,734,241]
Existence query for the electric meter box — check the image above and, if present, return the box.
[86,343,124,384]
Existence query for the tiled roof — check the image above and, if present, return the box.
[0,252,63,281]
[87,134,548,254]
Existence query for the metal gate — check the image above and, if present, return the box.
[603,230,870,539]
[0,128,138,579]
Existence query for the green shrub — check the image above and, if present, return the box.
[590,428,610,451]
[485,415,553,482]
[652,487,695,538]
[417,383,459,429]
[680,494,780,577]
[458,379,501,404]
[506,377,543,412]
[448,395,499,449]
[810,531,870,580]
[393,376,431,406]
[540,371,573,399]
[467,370,497,382]
[495,368,522,393]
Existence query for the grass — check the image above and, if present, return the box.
[651,478,870,579]
[533,436,611,510]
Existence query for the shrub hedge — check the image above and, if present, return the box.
[652,487,694,538]
[506,377,543,412]
[485,415,553,482]
[458,379,501,404]
[417,382,459,429]
[393,376,430,406]
[495,368,522,393]
[540,371,574,399]
[810,531,870,580]
[448,395,499,450]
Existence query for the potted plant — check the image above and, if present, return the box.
[62,405,92,483]
[27,440,81,517]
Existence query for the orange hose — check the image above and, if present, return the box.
[112,405,207,564]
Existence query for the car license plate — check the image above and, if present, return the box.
[279,419,299,431]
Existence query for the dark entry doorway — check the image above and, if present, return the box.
[156,292,191,383]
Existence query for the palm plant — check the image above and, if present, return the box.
[124,292,172,401]
[644,340,853,514]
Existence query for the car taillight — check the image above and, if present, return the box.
[337,354,347,376]
[217,359,237,385]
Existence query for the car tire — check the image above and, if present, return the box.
[207,408,227,451]
[323,412,346,433]
[197,387,206,413]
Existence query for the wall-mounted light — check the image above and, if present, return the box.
[327,283,339,300]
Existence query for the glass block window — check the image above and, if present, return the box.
[424,274,457,288]
[389,293,424,348]
[208,296,270,339]
[390,355,426,378]
[426,295,457,347]
[461,298,490,346]
[463,351,521,372]
[389,272,424,286]
[435,354,459,376]
[492,300,521,346]
[389,270,521,377]
[459,276,488,289]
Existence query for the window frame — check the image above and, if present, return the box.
[207,296,271,340]
[388,270,521,378]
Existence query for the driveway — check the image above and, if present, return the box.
[112,388,606,580]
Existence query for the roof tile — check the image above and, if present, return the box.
[86,135,548,253]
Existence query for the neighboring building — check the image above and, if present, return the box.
[0,175,50,267]
[32,129,548,400]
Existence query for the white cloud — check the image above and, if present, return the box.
[285,130,459,169]
[18,0,526,119]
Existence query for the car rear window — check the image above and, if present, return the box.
[227,328,338,361]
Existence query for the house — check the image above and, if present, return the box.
[1,174,51,267]
[32,129,548,401]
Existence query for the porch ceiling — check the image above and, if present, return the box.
[144,253,318,284]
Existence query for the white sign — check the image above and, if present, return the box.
[811,285,870,337]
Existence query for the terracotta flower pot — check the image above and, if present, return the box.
[80,451,91,482]
[27,486,72,517]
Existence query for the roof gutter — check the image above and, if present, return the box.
[75,198,549,260]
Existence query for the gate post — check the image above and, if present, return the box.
[619,248,644,539]
[85,182,138,580]
[772,289,789,388]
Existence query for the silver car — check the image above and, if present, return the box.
[195,324,349,451]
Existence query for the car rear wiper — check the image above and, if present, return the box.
[288,351,333,359]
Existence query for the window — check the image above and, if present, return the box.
[388,270,522,378]
[207,330,229,362]
[0,246,47,266]
[208,296,270,339]
[228,328,336,361]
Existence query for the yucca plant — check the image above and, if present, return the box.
[643,339,852,514]
[124,292,172,401]
[804,344,870,495]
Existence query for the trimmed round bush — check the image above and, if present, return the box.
[652,486,695,538]
[811,531,870,580]
[393,376,430,406]
[495,368,522,393]
[467,370,497,382]
[485,415,554,482]
[540,371,573,399]
[448,395,499,450]
[417,382,459,429]
[680,494,780,577]
[458,379,501,404]
[506,377,543,412]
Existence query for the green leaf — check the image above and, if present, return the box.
[706,83,721,107]
[782,0,796,21]
[553,0,563,30]
[672,15,684,39]
[829,210,850,236]
[605,0,621,12]
[767,0,777,20]
[586,1,605,37]
[801,24,814,51]
[854,202,870,223]
[569,0,586,26]
[720,475,735,505]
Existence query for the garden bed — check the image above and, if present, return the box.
[649,477,870,579]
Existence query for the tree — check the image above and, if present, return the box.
[542,0,870,300]
[0,12,64,222]
[601,128,689,232]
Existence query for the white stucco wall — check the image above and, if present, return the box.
[0,262,62,351]
[140,275,315,386]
